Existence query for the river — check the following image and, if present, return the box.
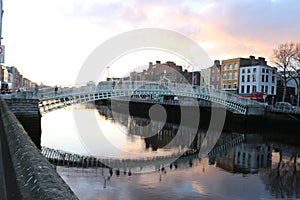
[41,103,300,200]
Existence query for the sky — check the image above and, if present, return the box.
[2,0,300,86]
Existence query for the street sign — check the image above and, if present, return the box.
[0,45,5,63]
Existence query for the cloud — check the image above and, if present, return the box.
[3,0,300,84]
[62,0,300,61]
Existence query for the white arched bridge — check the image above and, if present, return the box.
[38,81,262,115]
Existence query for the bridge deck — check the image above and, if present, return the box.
[37,81,264,115]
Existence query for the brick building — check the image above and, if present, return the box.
[221,56,268,93]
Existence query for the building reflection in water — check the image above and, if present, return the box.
[77,104,300,198]
[100,105,203,152]
[213,143,272,174]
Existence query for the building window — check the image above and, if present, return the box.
[242,69,245,73]
[272,69,276,74]
[272,76,275,83]
[262,68,265,73]
[266,69,269,73]
[247,75,250,82]
[261,85,264,93]
[248,154,252,166]
[234,83,237,89]
[234,63,238,70]
[247,85,250,93]
[242,153,246,164]
[262,75,265,82]
[252,75,256,82]
[228,84,232,89]
[242,75,245,82]
[271,86,274,94]
[253,85,256,92]
[234,72,238,80]
[266,75,269,82]
[228,64,232,70]
[265,86,268,93]
[241,85,245,93]
[253,68,256,73]
[247,69,251,73]
[228,72,232,79]
[223,84,226,89]
[223,73,227,80]
[223,65,227,71]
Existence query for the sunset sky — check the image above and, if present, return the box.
[2,0,300,86]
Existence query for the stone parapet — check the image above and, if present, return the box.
[3,95,42,149]
[0,97,78,199]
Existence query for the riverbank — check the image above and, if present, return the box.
[96,99,300,135]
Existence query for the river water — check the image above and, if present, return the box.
[41,103,300,200]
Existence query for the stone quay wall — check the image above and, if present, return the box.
[0,97,78,199]
[2,93,41,149]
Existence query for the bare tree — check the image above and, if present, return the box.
[272,42,296,102]
[292,43,300,106]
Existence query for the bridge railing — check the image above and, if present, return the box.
[266,105,300,114]
[38,81,260,106]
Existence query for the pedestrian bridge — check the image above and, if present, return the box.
[38,81,261,115]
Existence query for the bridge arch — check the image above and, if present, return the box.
[38,81,260,115]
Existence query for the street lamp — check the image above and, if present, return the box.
[106,66,110,81]
[191,66,195,86]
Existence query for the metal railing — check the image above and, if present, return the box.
[37,81,263,114]
[38,81,260,105]
[266,105,300,114]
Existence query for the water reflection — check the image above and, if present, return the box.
[212,143,272,174]
[41,104,300,199]
[96,104,202,156]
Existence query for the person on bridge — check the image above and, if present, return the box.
[55,86,58,96]
[34,84,38,95]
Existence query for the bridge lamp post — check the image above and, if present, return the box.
[106,66,110,81]
[191,66,195,87]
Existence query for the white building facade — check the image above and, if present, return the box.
[239,65,277,96]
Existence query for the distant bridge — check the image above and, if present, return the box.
[38,81,262,115]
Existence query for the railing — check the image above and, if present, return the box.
[266,105,300,114]
[208,134,245,157]
[38,81,260,106]
[41,146,199,172]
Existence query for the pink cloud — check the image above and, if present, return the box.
[64,0,300,62]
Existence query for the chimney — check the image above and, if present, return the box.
[258,57,267,65]
[249,55,255,60]
[249,55,255,65]
[214,60,220,66]
[156,61,161,64]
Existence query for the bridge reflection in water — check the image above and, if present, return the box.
[41,104,300,199]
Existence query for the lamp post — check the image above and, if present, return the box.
[106,66,110,81]
[192,66,195,87]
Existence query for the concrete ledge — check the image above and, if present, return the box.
[246,105,266,115]
[0,97,78,199]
